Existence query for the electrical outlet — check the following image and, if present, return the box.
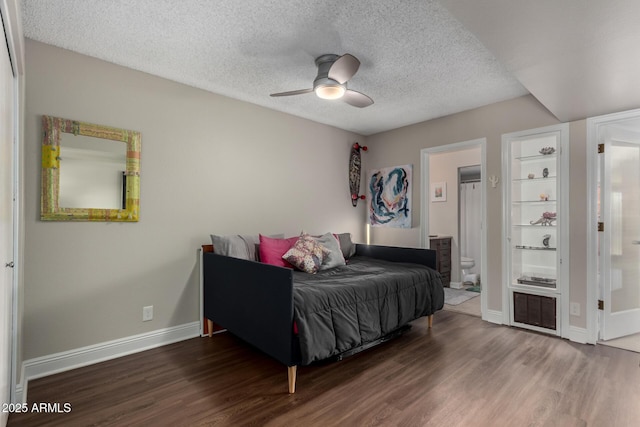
[142,305,153,321]
[570,302,580,316]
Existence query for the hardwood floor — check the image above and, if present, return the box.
[443,292,481,317]
[10,311,640,426]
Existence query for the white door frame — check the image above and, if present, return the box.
[1,0,25,405]
[420,138,488,320]
[586,108,640,344]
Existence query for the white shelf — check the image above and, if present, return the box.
[510,282,560,294]
[514,153,557,161]
[512,200,557,204]
[512,176,557,182]
[515,245,556,251]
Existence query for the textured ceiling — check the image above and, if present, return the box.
[21,0,528,135]
[441,0,640,123]
[24,1,640,136]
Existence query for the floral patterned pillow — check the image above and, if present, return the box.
[282,233,330,274]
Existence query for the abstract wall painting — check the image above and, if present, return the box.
[368,164,412,228]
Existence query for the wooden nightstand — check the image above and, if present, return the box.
[429,236,451,287]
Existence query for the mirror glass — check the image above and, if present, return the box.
[41,115,141,221]
[58,133,127,209]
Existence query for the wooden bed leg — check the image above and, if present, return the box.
[207,319,214,337]
[288,366,297,394]
[427,314,433,328]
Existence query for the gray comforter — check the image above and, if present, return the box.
[292,256,444,365]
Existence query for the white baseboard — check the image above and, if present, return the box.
[568,325,590,344]
[14,364,26,405]
[15,321,200,403]
[483,309,503,325]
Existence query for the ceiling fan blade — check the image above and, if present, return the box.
[328,54,360,84]
[342,89,374,108]
[270,88,313,97]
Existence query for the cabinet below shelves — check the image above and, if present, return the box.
[513,292,556,330]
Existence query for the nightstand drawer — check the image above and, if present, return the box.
[438,259,451,272]
[439,252,451,263]
[430,236,452,285]
[438,239,451,250]
[439,272,451,286]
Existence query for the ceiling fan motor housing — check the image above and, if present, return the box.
[313,54,345,95]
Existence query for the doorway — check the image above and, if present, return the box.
[420,138,486,319]
[459,165,482,292]
[587,109,640,348]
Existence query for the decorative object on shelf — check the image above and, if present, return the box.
[542,234,551,248]
[368,164,412,228]
[528,173,535,179]
[489,175,499,188]
[430,181,446,202]
[542,167,549,178]
[539,193,549,201]
[539,146,556,155]
[530,211,557,226]
[517,275,557,287]
[349,142,367,206]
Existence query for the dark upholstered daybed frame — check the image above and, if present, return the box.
[202,243,443,393]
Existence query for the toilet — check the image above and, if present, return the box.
[461,256,478,284]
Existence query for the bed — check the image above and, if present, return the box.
[202,237,444,393]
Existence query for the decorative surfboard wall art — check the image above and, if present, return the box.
[349,142,367,206]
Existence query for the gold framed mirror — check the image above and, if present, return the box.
[41,115,141,221]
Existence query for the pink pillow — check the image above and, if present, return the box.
[259,235,298,268]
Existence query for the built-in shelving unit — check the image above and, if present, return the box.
[502,124,569,336]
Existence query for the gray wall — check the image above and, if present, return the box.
[23,40,366,359]
[22,40,592,365]
[365,95,588,329]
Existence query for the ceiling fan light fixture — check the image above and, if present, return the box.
[315,83,346,100]
[270,53,372,107]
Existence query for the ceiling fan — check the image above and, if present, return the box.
[270,54,374,108]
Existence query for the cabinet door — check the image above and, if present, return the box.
[513,292,556,330]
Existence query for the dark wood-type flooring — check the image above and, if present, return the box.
[10,311,640,426]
